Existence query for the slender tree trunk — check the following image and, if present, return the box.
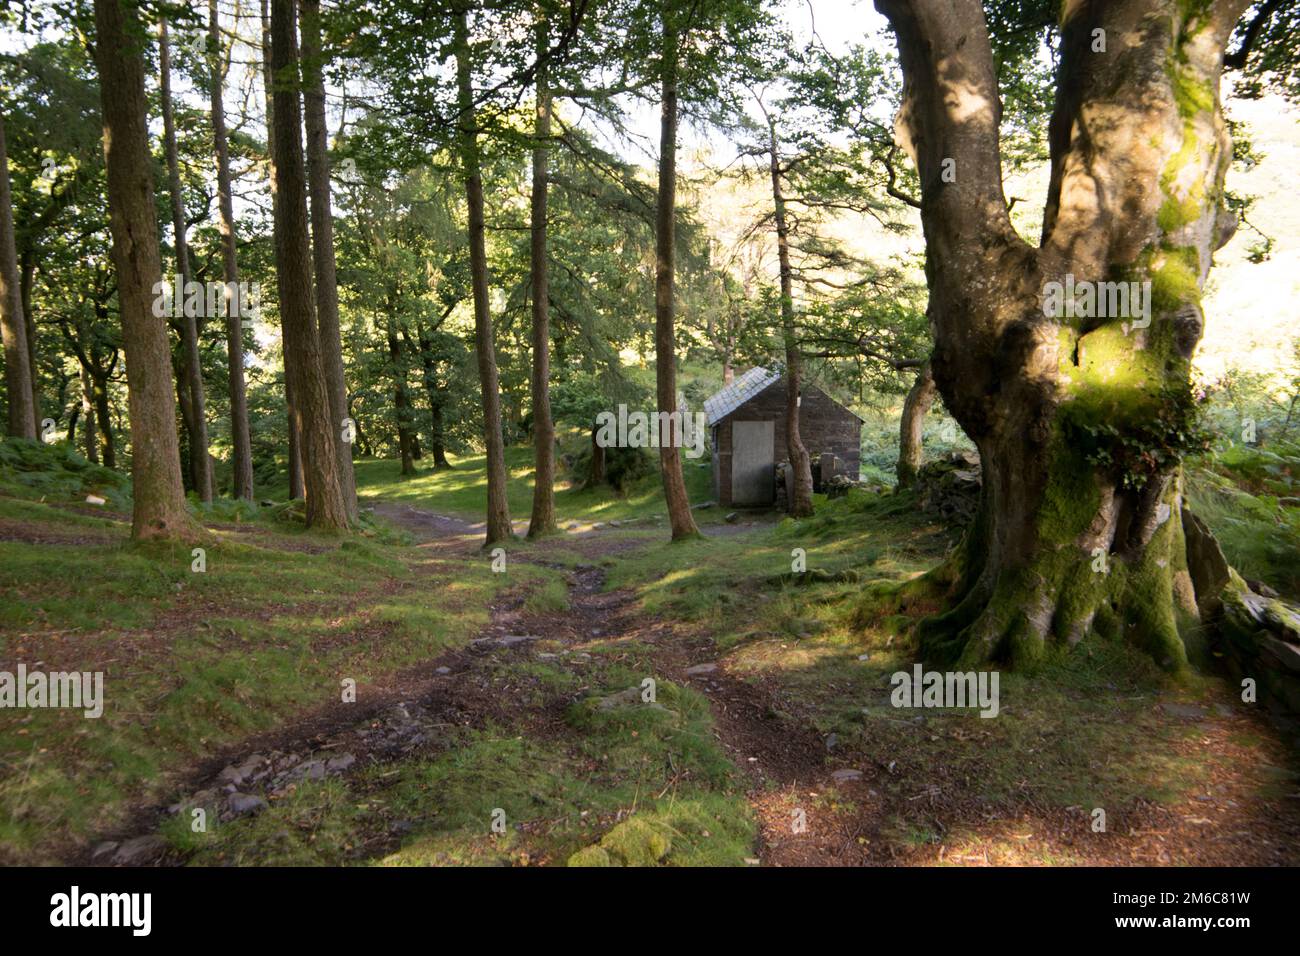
[896,360,935,489]
[91,360,115,469]
[527,17,557,538]
[19,253,39,423]
[767,119,813,517]
[415,322,452,469]
[0,112,37,439]
[209,0,254,500]
[263,0,302,499]
[386,314,416,477]
[93,0,198,541]
[79,362,98,463]
[455,9,513,545]
[301,0,357,518]
[269,0,348,529]
[876,0,1251,669]
[159,18,213,502]
[588,420,606,488]
[654,16,699,540]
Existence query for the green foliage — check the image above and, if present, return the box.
[1063,381,1212,490]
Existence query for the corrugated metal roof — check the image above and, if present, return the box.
[704,366,781,426]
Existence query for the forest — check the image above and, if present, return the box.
[1,0,1299,881]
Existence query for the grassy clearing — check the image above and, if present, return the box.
[351,446,716,526]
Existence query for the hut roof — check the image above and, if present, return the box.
[703,366,782,426]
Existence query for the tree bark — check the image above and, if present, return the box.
[414,321,453,469]
[301,0,357,518]
[0,111,37,439]
[79,362,98,463]
[159,18,213,502]
[767,119,813,518]
[527,17,557,538]
[386,313,416,477]
[209,0,254,500]
[875,0,1253,669]
[263,0,302,499]
[93,0,199,541]
[654,14,699,540]
[896,360,935,489]
[269,0,348,529]
[19,253,40,424]
[455,9,513,545]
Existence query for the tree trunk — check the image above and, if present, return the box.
[159,18,212,502]
[896,360,935,489]
[18,253,40,424]
[301,0,357,518]
[386,314,416,477]
[876,0,1250,669]
[263,0,302,499]
[588,421,606,488]
[414,321,453,469]
[455,10,513,545]
[93,0,198,541]
[92,364,115,469]
[209,0,254,500]
[527,17,557,538]
[269,0,348,529]
[654,16,699,541]
[767,119,813,518]
[79,362,98,463]
[0,112,37,439]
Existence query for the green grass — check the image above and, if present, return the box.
[0,477,538,863]
[351,445,716,526]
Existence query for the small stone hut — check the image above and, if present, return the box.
[704,367,863,508]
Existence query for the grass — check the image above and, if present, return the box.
[351,445,716,526]
[4,435,1298,866]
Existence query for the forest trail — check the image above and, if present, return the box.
[78,497,865,865]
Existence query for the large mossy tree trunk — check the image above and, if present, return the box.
[269,0,349,530]
[527,16,558,540]
[209,0,255,501]
[301,0,357,519]
[876,0,1250,669]
[455,9,513,546]
[93,0,199,541]
[654,14,699,541]
[159,18,213,503]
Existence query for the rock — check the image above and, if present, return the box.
[326,753,356,773]
[435,666,451,674]
[112,834,166,865]
[1182,508,1231,618]
[499,634,539,647]
[684,663,717,675]
[227,793,268,817]
[831,768,863,783]
[915,451,982,524]
[1159,702,1209,720]
[824,474,860,500]
[1260,636,1300,674]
